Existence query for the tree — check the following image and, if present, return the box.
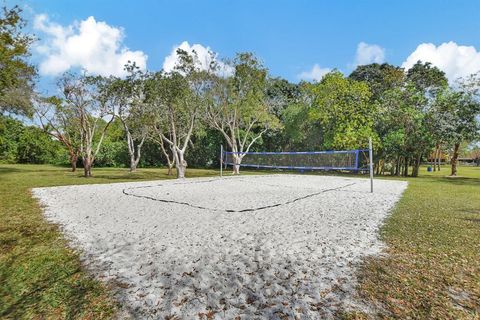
[307,71,376,150]
[406,61,448,94]
[260,78,304,152]
[59,73,114,177]
[349,63,405,101]
[407,61,449,171]
[434,76,480,176]
[34,96,81,171]
[469,146,480,166]
[0,114,62,164]
[146,49,210,178]
[99,63,149,172]
[206,53,280,174]
[374,83,433,177]
[16,125,62,163]
[0,6,36,116]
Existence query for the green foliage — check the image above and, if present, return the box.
[1,42,477,179]
[16,126,64,164]
[0,6,36,116]
[374,83,435,175]
[186,129,224,168]
[90,118,128,167]
[230,53,281,134]
[349,63,404,100]
[206,52,281,174]
[406,61,448,93]
[0,115,65,164]
[308,71,377,149]
[0,115,22,162]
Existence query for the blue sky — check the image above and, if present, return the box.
[17,0,480,89]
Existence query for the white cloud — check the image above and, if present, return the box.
[354,42,386,66]
[162,41,232,76]
[297,64,331,81]
[402,41,480,82]
[34,14,147,77]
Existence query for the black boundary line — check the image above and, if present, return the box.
[122,178,360,213]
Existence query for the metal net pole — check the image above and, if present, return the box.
[220,145,223,177]
[369,137,374,193]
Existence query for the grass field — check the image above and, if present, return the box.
[0,165,218,319]
[0,164,479,319]
[352,166,480,319]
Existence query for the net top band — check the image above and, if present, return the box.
[224,149,368,155]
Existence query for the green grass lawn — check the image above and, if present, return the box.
[350,166,480,319]
[1,164,479,319]
[0,164,219,319]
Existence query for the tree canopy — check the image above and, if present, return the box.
[0,6,36,116]
[1,6,479,177]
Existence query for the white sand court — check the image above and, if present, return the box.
[33,174,407,319]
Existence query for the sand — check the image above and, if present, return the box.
[32,174,407,319]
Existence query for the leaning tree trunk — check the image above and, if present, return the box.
[125,129,146,173]
[167,162,174,176]
[129,140,145,172]
[450,143,460,176]
[69,153,78,172]
[158,140,175,176]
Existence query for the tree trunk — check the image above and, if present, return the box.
[450,142,460,176]
[83,158,92,177]
[69,153,78,172]
[233,164,240,175]
[403,156,409,177]
[232,154,242,175]
[176,163,186,178]
[167,163,174,176]
[174,149,187,179]
[125,129,145,173]
[412,153,421,177]
[129,156,139,172]
[395,156,401,176]
[433,144,438,172]
[437,147,441,171]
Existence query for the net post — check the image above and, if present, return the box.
[369,137,373,193]
[220,145,223,177]
[354,149,359,172]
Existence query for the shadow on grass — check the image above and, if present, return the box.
[0,167,22,175]
[0,240,112,319]
[0,266,106,319]
[459,208,480,215]
[72,172,174,181]
[463,218,480,224]
[0,165,73,177]
[0,264,80,318]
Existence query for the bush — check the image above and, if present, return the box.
[0,115,65,164]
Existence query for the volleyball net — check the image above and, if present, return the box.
[220,140,375,192]
[222,149,370,171]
